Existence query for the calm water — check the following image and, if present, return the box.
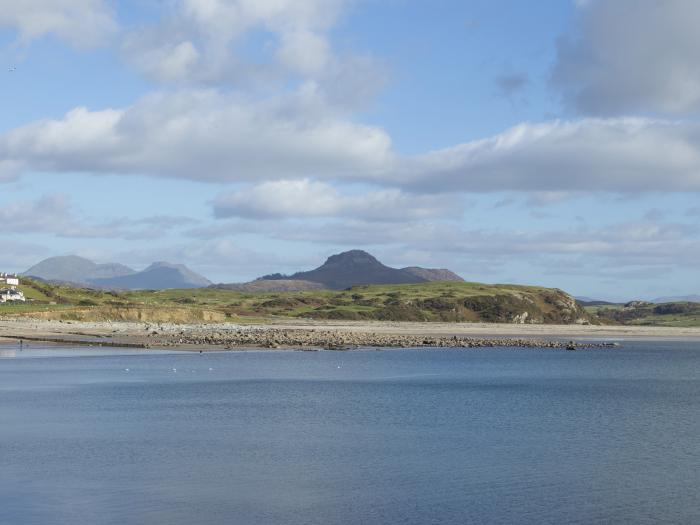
[1,342,699,525]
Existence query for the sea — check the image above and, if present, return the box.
[1,341,699,525]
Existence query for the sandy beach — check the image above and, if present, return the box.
[1,317,699,350]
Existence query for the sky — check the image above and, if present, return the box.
[1,0,700,301]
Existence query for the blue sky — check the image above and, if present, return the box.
[1,0,700,301]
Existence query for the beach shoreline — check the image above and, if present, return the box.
[1,317,699,351]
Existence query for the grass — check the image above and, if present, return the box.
[6,279,699,326]
[0,278,592,324]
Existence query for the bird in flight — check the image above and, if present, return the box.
[8,66,16,72]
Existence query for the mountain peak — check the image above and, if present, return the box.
[93,262,211,289]
[145,261,184,271]
[323,250,383,268]
[258,249,461,290]
[23,255,134,284]
[24,256,210,290]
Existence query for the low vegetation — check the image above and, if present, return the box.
[8,279,700,326]
[586,301,700,327]
[1,278,593,324]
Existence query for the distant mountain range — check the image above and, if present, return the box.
[24,255,134,284]
[576,294,700,305]
[25,250,463,292]
[215,250,464,291]
[574,296,617,306]
[24,256,211,290]
[24,253,698,301]
[90,262,211,290]
[652,295,700,304]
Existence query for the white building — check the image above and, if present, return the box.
[0,273,24,302]
[0,288,25,303]
[0,273,20,287]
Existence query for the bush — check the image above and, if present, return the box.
[174,297,197,304]
[78,299,98,306]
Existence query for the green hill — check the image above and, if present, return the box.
[2,278,592,324]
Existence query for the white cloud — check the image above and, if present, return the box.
[0,194,73,234]
[0,238,51,272]
[121,0,388,113]
[6,108,700,193]
[114,239,313,281]
[242,217,700,269]
[181,213,700,292]
[0,0,117,48]
[181,0,343,35]
[5,99,700,194]
[125,40,201,83]
[213,179,456,221]
[276,30,330,75]
[553,0,700,115]
[124,0,347,84]
[403,118,700,192]
[0,193,195,240]
[0,160,22,182]
[0,89,393,182]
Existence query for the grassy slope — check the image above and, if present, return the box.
[8,278,700,326]
[1,278,591,324]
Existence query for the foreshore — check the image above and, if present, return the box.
[1,317,699,351]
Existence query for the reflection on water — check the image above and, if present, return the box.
[0,347,17,358]
[1,342,699,525]
[0,342,167,359]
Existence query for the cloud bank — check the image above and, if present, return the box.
[213,179,457,221]
[0,89,393,182]
[553,0,700,115]
[405,118,700,192]
[4,109,700,193]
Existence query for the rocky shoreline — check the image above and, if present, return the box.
[150,327,616,350]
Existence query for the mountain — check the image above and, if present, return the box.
[213,267,464,293]
[24,255,134,285]
[24,257,211,290]
[401,267,464,282]
[260,250,464,290]
[575,296,617,306]
[90,262,211,290]
[652,294,700,303]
